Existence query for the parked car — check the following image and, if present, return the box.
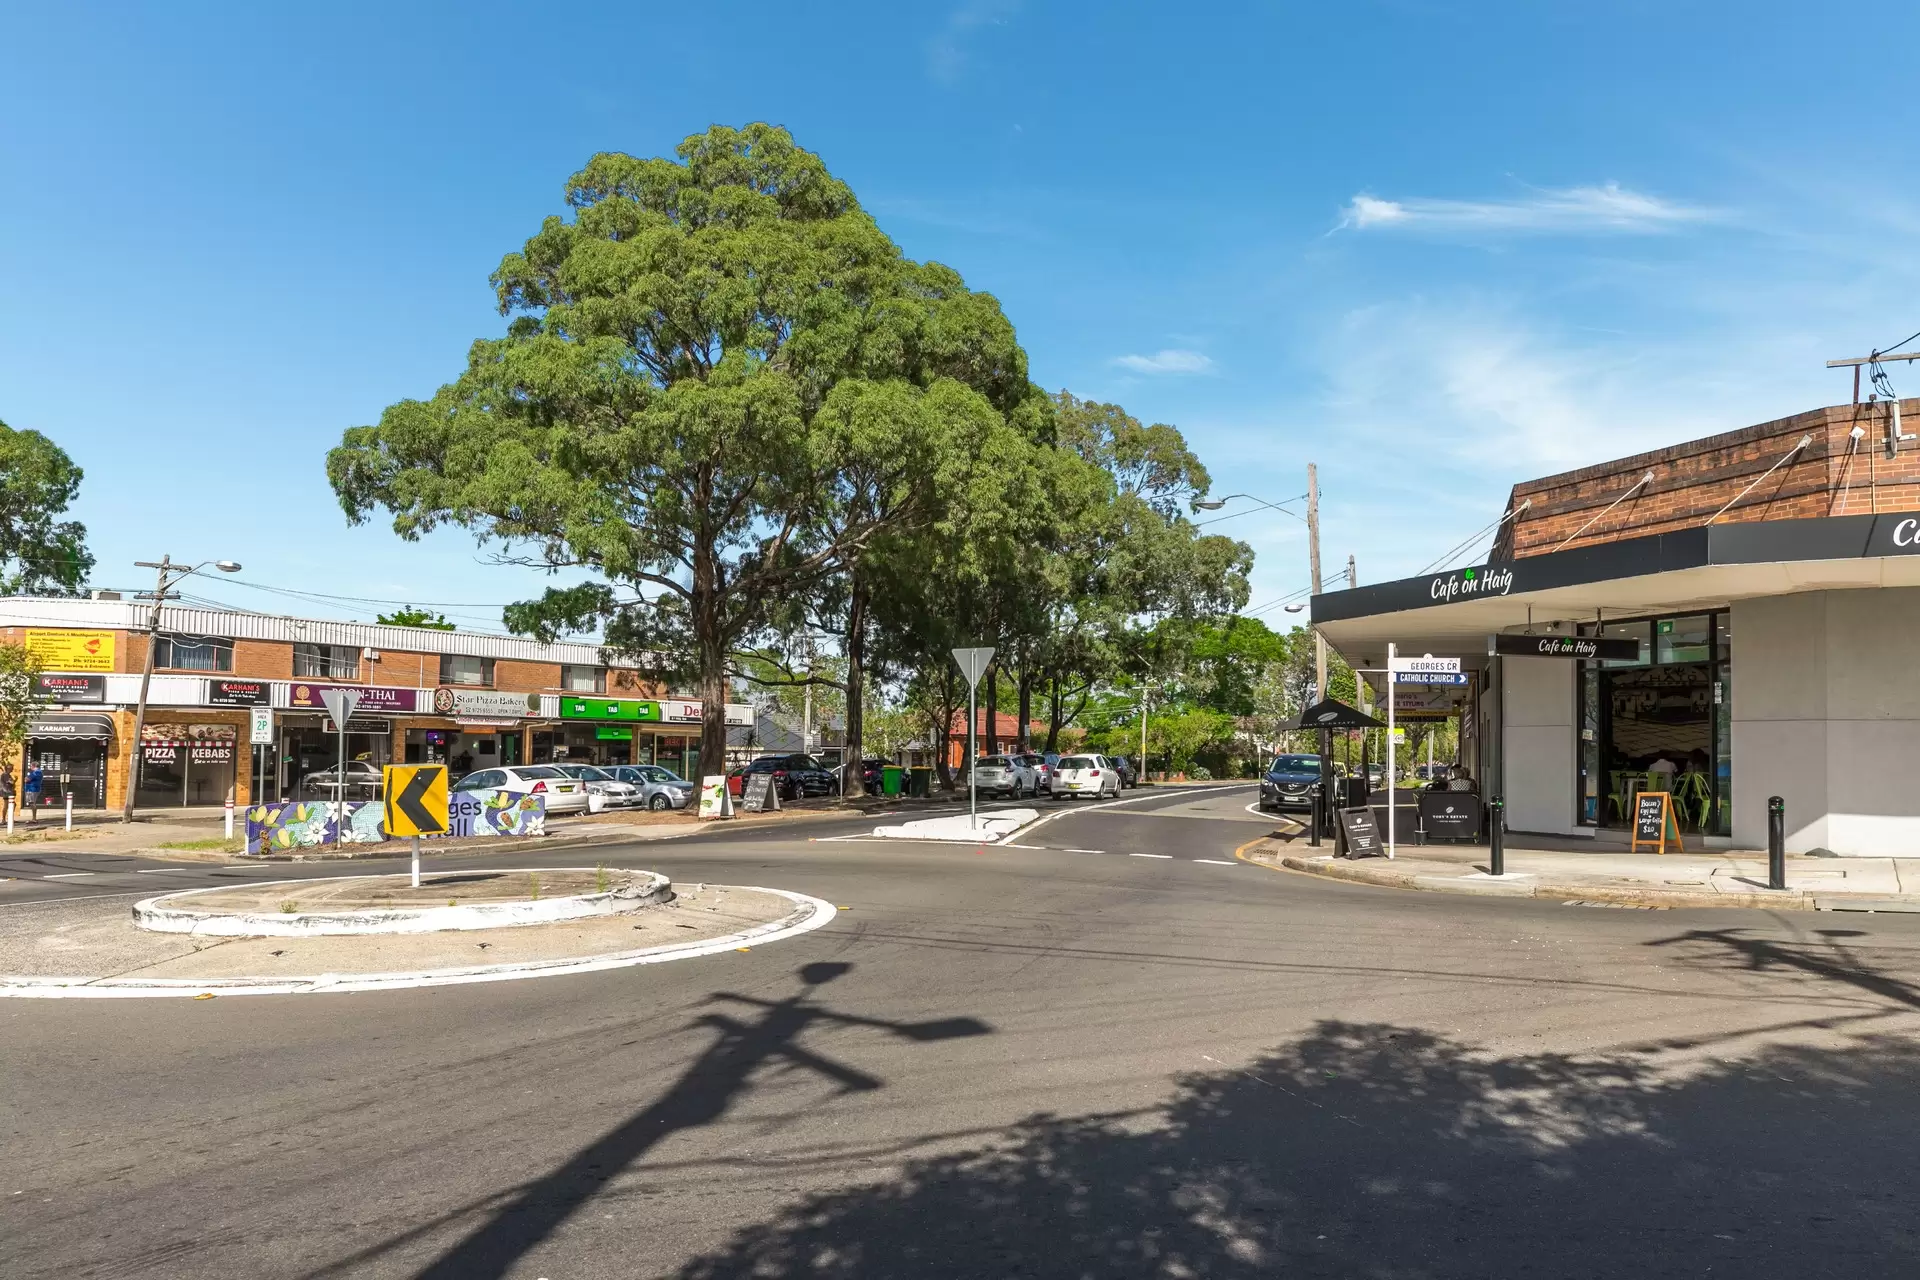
[1109,755,1139,789]
[828,758,889,794]
[1014,753,1053,790]
[450,764,592,814]
[972,754,1039,798]
[726,753,838,800]
[551,763,643,809]
[605,764,698,810]
[299,760,384,801]
[1259,754,1346,812]
[1049,754,1120,800]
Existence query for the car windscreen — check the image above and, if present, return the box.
[1058,756,1095,769]
[515,765,565,779]
[573,766,613,781]
[1270,756,1321,773]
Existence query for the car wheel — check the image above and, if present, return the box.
[649,794,670,811]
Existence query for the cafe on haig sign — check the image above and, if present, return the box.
[24,629,116,673]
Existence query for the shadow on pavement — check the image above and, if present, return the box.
[668,1017,1920,1277]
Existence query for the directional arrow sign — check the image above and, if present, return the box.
[382,764,449,837]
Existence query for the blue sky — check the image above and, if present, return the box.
[5,1,1918,631]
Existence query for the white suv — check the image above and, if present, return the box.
[971,755,1039,798]
[1049,754,1120,800]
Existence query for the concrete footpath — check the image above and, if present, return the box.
[1246,836,1920,911]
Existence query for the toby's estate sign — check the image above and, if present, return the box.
[1489,634,1641,661]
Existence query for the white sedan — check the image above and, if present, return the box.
[1049,754,1120,800]
[450,764,592,814]
[552,764,643,809]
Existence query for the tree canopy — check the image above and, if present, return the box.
[329,124,1042,777]
[0,418,92,596]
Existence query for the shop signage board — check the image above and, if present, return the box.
[433,687,540,718]
[740,774,781,813]
[1337,806,1383,858]
[596,725,634,741]
[319,689,362,733]
[698,776,734,819]
[289,683,419,713]
[1489,634,1641,661]
[382,764,449,836]
[37,673,105,702]
[1631,791,1682,854]
[207,679,268,706]
[561,697,660,722]
[249,706,274,745]
[24,629,115,672]
[1394,671,1469,686]
[662,700,703,724]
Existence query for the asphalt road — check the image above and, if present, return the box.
[8,784,1920,1277]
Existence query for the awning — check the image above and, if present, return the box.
[27,714,115,740]
[1283,698,1384,731]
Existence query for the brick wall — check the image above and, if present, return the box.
[496,658,561,692]
[1491,398,1920,559]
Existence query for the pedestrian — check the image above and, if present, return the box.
[23,763,43,821]
[0,765,14,824]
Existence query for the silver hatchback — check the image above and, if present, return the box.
[606,764,698,810]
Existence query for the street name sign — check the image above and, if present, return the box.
[1388,654,1460,674]
[382,764,449,837]
[1394,671,1469,686]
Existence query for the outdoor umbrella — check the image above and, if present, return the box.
[1283,697,1385,731]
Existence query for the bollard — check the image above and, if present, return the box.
[224,798,234,840]
[1768,795,1786,891]
[65,791,73,832]
[1489,795,1505,877]
[1308,783,1322,848]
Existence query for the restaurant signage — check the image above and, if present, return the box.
[25,629,115,672]
[289,683,420,713]
[37,673,105,702]
[1489,634,1641,661]
[560,697,660,722]
[432,687,539,719]
[207,679,268,706]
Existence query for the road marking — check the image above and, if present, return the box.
[0,889,152,907]
[1129,852,1172,859]
[136,868,176,874]
[1060,847,1105,854]
[44,873,95,879]
[1192,858,1237,865]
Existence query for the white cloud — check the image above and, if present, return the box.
[1112,348,1216,375]
[1336,182,1716,235]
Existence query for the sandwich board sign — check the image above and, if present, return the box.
[1631,790,1682,854]
[741,774,781,813]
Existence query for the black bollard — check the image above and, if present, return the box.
[1308,783,1322,848]
[1768,795,1786,891]
[1489,795,1505,877]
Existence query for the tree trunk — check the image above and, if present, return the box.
[693,540,729,786]
[985,665,999,757]
[1046,678,1062,753]
[842,575,868,798]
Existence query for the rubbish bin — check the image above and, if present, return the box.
[908,766,933,798]
[882,765,904,797]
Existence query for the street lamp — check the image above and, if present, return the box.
[122,556,242,823]
[1190,493,1310,525]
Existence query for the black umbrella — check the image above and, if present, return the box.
[1283,697,1385,731]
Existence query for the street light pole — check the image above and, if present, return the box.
[122,556,243,824]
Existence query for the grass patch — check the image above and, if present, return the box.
[279,900,299,913]
[157,837,244,852]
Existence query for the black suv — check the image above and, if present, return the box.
[1259,754,1341,812]
[728,753,838,800]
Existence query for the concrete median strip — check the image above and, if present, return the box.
[870,808,1039,843]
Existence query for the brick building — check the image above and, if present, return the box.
[1312,397,1920,857]
[2,598,747,812]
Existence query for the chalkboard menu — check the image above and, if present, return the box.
[1338,806,1383,859]
[741,774,781,813]
[1631,791,1678,853]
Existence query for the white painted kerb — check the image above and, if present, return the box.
[871,808,1039,843]
[133,869,673,937]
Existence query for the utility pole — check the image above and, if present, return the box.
[1306,464,1326,702]
[123,555,242,822]
[1346,555,1357,590]
[1828,349,1920,404]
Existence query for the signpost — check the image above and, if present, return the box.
[951,647,995,830]
[382,764,449,888]
[319,688,361,849]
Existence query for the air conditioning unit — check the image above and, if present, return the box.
[363,647,381,660]
[91,590,122,601]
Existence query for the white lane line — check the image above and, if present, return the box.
[43,873,95,879]
[1193,858,1238,865]
[1060,848,1105,854]
[1129,852,1173,859]
[136,868,178,874]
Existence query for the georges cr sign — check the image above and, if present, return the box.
[1490,634,1641,661]
[1428,565,1514,603]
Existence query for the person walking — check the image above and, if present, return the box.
[22,763,43,822]
[0,765,14,828]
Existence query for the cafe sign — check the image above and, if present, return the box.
[1489,634,1641,661]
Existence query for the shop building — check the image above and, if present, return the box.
[1311,397,1920,856]
[2,599,748,809]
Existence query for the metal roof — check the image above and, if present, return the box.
[0,597,636,667]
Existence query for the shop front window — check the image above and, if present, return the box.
[440,654,495,686]
[137,723,238,807]
[1656,615,1712,664]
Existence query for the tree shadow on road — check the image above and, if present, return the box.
[670,1017,1920,1278]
